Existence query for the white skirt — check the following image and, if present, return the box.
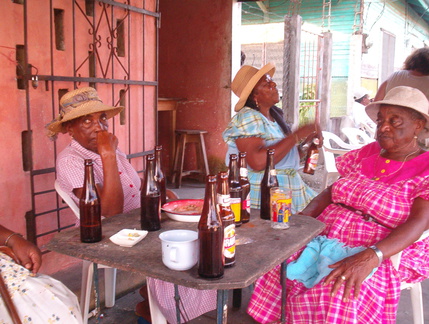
[0,253,82,323]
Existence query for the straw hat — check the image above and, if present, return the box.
[366,86,429,137]
[231,63,275,112]
[46,87,124,138]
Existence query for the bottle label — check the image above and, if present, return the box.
[240,167,248,177]
[230,197,241,223]
[270,188,291,224]
[217,194,231,206]
[306,153,319,171]
[269,169,277,176]
[224,224,236,258]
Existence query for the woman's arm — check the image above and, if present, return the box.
[297,186,333,218]
[326,197,429,302]
[0,225,42,273]
[73,131,124,217]
[235,122,321,171]
[374,80,388,101]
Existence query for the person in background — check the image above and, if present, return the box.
[223,63,322,213]
[0,224,82,323]
[352,86,376,137]
[247,86,429,323]
[375,47,429,101]
[46,87,216,324]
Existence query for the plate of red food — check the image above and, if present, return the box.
[161,199,204,222]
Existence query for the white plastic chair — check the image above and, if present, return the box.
[390,230,429,324]
[341,127,375,146]
[54,180,117,324]
[320,131,361,189]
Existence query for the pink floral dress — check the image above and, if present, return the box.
[248,142,429,323]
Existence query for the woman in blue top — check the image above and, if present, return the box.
[223,63,322,212]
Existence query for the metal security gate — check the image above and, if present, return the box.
[21,0,159,250]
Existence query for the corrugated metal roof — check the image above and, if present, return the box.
[242,0,429,27]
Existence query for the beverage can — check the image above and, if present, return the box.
[270,187,291,229]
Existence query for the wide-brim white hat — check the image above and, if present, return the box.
[366,86,429,138]
[46,87,124,137]
[231,63,275,112]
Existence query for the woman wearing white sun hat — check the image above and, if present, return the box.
[248,86,429,323]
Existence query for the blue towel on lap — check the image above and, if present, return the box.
[287,236,375,288]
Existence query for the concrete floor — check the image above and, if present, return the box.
[52,169,429,323]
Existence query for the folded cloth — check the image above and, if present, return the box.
[287,236,376,288]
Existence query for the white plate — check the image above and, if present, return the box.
[109,229,148,247]
[164,211,201,223]
[162,199,203,223]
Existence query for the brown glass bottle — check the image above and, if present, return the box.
[154,145,167,206]
[238,152,251,223]
[80,159,102,243]
[260,149,279,220]
[217,172,236,268]
[198,175,224,279]
[228,154,242,227]
[303,138,320,175]
[141,154,161,231]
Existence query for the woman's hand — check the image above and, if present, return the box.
[324,248,379,302]
[96,131,118,158]
[294,122,324,147]
[7,235,42,274]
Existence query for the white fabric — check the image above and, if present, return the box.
[352,101,376,133]
[0,253,82,323]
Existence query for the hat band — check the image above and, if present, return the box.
[60,90,103,117]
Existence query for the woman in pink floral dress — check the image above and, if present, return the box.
[248,86,429,323]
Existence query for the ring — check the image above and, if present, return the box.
[340,275,346,280]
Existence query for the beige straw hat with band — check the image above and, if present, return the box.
[46,87,124,138]
[231,63,275,112]
[365,86,429,138]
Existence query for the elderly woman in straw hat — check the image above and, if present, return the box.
[223,63,322,213]
[47,87,138,217]
[47,87,216,324]
[248,86,429,323]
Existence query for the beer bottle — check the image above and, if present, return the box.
[198,175,224,279]
[141,154,161,231]
[238,152,251,223]
[228,154,242,227]
[303,138,320,175]
[260,149,279,220]
[154,145,167,206]
[217,171,236,268]
[80,159,102,243]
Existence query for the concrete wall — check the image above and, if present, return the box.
[158,0,232,175]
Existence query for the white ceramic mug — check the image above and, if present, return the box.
[159,230,198,271]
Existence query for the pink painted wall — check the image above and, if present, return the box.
[0,0,158,275]
[158,0,231,174]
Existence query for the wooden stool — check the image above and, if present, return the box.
[171,130,210,188]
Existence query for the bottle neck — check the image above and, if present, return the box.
[229,160,239,181]
[266,153,275,169]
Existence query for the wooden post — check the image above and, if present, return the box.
[282,15,301,129]
[320,32,333,132]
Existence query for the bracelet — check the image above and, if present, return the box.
[368,245,384,267]
[4,232,23,247]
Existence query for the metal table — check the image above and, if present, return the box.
[46,209,325,323]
